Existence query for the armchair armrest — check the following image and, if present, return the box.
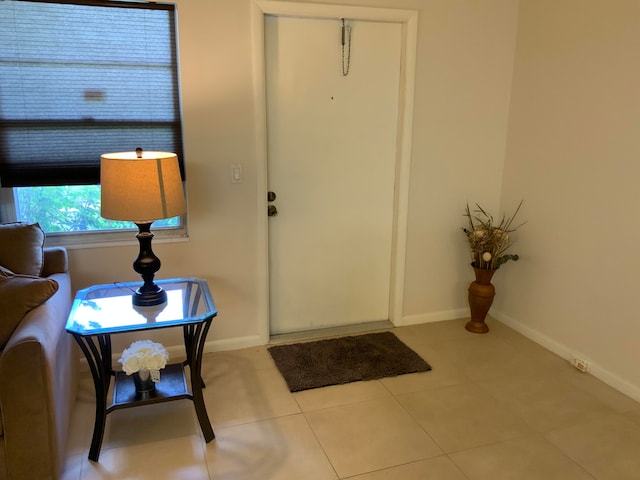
[41,247,68,277]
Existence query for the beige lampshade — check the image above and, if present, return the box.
[100,151,186,223]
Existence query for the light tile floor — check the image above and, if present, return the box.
[62,318,640,480]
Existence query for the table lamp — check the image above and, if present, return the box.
[100,148,186,306]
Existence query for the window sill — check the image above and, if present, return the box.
[44,228,189,250]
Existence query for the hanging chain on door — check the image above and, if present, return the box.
[341,18,352,76]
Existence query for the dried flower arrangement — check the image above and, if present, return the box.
[463,201,525,270]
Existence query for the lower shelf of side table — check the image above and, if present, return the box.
[110,363,191,411]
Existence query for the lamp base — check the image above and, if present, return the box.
[131,222,167,307]
[132,285,167,307]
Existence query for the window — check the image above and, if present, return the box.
[0,0,185,242]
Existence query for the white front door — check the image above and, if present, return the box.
[266,14,402,335]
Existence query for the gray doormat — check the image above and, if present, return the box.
[268,331,431,392]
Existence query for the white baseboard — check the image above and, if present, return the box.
[166,334,265,358]
[203,334,264,353]
[493,310,640,404]
[397,308,468,327]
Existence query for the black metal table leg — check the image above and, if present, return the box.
[183,320,215,441]
[72,333,112,461]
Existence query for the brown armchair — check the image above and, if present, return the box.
[0,224,78,479]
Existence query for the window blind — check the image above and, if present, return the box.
[0,0,184,187]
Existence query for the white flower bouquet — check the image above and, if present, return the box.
[118,340,169,383]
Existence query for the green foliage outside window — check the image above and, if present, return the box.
[15,186,179,233]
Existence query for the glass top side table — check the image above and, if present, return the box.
[66,277,218,461]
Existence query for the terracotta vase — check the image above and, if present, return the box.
[465,265,497,333]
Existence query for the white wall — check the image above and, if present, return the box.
[495,0,640,400]
[398,0,519,323]
[66,0,520,355]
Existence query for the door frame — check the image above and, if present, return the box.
[251,0,418,343]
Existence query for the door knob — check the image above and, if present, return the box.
[267,191,277,202]
[268,205,278,217]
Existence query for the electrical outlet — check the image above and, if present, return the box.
[573,358,589,372]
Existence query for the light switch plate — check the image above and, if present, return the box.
[231,164,243,184]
